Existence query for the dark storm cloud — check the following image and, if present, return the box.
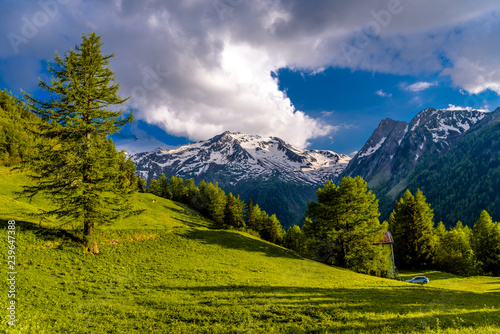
[1,0,499,146]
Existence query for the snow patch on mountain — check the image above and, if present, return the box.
[132,131,350,185]
[426,110,486,143]
[358,136,387,158]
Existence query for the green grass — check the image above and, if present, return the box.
[1,168,500,333]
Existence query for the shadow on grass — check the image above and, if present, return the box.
[154,284,500,332]
[0,218,83,245]
[181,228,301,259]
[165,205,214,229]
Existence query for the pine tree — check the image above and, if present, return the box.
[223,193,245,228]
[148,178,160,196]
[261,214,284,244]
[434,221,476,276]
[20,33,134,252]
[247,202,265,233]
[158,174,172,199]
[304,176,390,276]
[185,178,198,205]
[200,182,226,226]
[192,180,209,213]
[388,189,436,269]
[136,177,147,193]
[471,210,500,275]
[169,175,187,202]
[284,225,304,253]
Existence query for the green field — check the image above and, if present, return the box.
[1,168,500,333]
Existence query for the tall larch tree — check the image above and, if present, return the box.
[20,33,134,252]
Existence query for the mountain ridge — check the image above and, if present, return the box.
[132,131,350,228]
[341,108,500,192]
[130,107,500,228]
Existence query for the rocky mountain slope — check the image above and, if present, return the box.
[406,111,500,227]
[132,131,350,227]
[341,107,500,196]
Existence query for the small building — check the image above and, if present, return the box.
[375,231,396,278]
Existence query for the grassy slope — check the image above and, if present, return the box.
[1,168,499,333]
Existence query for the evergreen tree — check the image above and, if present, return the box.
[158,174,172,199]
[169,175,187,202]
[471,210,500,276]
[434,221,476,276]
[0,90,39,166]
[388,189,436,269]
[284,225,304,254]
[193,180,209,213]
[223,193,245,228]
[136,177,147,193]
[148,178,161,196]
[304,177,390,276]
[246,199,265,233]
[201,182,226,226]
[185,178,199,206]
[20,33,134,252]
[261,214,284,244]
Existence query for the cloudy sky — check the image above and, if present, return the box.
[1,0,500,154]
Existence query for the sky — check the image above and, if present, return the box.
[1,0,500,155]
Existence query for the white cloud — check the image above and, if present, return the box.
[401,81,438,92]
[1,0,500,147]
[409,96,423,106]
[375,89,392,98]
[443,104,489,112]
[441,58,500,95]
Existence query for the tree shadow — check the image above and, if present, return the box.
[164,205,214,229]
[181,228,301,259]
[0,219,83,245]
[152,284,500,332]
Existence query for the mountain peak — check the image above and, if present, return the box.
[341,106,497,190]
[133,131,350,186]
[132,131,351,227]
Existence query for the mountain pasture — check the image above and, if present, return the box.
[1,169,500,333]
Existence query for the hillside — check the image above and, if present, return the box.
[1,168,500,333]
[407,119,500,227]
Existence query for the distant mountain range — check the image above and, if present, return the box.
[343,108,492,189]
[128,107,500,228]
[132,132,349,228]
[341,107,500,220]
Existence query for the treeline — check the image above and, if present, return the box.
[389,189,500,276]
[282,177,500,278]
[144,174,285,244]
[0,90,40,165]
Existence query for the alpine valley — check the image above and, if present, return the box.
[129,106,500,228]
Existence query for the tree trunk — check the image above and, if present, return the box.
[83,219,99,254]
[84,220,93,236]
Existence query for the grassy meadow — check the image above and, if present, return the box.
[1,167,500,333]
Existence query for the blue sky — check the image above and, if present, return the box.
[1,0,500,155]
[277,68,500,154]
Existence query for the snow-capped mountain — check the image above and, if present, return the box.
[132,131,350,186]
[132,131,350,228]
[341,107,500,194]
